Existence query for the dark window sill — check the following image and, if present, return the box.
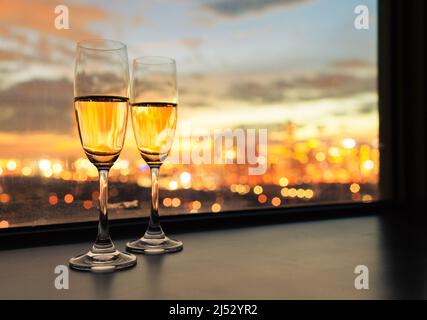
[1,210,427,299]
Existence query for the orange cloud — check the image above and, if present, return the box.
[0,0,107,40]
[0,132,80,158]
[0,1,112,92]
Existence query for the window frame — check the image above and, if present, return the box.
[1,0,425,246]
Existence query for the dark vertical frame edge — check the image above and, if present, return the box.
[379,0,426,211]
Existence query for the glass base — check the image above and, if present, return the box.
[126,236,183,255]
[69,249,137,273]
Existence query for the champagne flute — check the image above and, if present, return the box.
[70,39,137,272]
[126,56,183,254]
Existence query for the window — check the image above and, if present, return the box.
[0,0,378,229]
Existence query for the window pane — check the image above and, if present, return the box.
[0,0,378,228]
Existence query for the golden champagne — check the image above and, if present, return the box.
[75,95,128,168]
[131,102,177,166]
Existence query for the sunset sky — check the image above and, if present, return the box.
[0,0,378,160]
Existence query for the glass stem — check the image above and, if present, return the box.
[145,166,165,239]
[93,168,115,253]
